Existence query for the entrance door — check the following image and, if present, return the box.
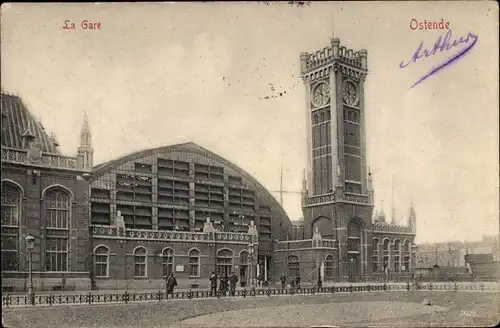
[348,254,360,282]
[239,265,247,287]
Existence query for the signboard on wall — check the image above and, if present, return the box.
[176,265,185,272]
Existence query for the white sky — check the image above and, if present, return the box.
[1,2,498,243]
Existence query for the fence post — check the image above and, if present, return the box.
[480,283,484,292]
[367,284,371,292]
[243,288,246,298]
[158,290,162,302]
[406,282,410,291]
[383,283,387,291]
[349,285,353,293]
[124,291,129,304]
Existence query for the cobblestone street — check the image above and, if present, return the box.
[3,291,499,328]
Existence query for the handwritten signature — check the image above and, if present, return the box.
[400,30,478,89]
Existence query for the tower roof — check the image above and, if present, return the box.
[82,110,91,134]
[1,93,60,154]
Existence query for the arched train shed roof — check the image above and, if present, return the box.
[92,142,292,228]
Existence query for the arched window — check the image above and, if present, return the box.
[189,249,200,277]
[1,182,21,271]
[312,216,333,239]
[162,248,174,277]
[216,249,234,276]
[352,110,359,123]
[325,255,333,278]
[288,255,299,277]
[45,188,70,272]
[134,247,147,277]
[382,239,390,270]
[347,219,362,252]
[94,246,109,277]
[403,240,410,272]
[313,113,319,125]
[394,240,401,272]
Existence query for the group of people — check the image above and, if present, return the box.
[209,271,239,297]
[165,271,311,298]
[280,273,302,290]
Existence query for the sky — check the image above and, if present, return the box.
[1,2,498,244]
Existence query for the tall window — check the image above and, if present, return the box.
[372,238,379,273]
[134,247,147,277]
[189,249,200,277]
[216,249,234,276]
[288,255,299,277]
[325,255,333,278]
[1,182,21,271]
[394,240,401,272]
[162,248,174,276]
[383,239,390,271]
[403,240,410,271]
[45,188,70,272]
[94,245,109,277]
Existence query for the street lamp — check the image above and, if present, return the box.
[248,243,255,289]
[25,234,35,305]
[349,256,354,283]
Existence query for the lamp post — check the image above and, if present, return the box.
[349,256,354,283]
[25,234,35,305]
[248,243,255,289]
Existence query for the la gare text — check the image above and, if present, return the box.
[63,20,102,30]
[410,19,450,31]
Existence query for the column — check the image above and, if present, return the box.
[264,257,268,281]
[304,80,313,196]
[329,65,339,188]
[359,74,368,194]
[152,165,158,230]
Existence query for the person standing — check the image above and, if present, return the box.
[209,271,218,297]
[280,273,287,290]
[229,272,239,296]
[220,272,229,296]
[295,273,301,291]
[165,272,178,299]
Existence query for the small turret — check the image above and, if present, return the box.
[50,132,60,148]
[367,167,374,205]
[301,168,307,196]
[21,125,36,149]
[77,111,93,171]
[408,203,416,233]
[378,201,386,223]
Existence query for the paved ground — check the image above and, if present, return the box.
[177,301,448,327]
[3,291,499,328]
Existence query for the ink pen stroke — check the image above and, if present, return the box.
[400,30,479,89]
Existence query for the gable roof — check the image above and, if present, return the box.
[1,93,60,154]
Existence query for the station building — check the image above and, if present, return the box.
[1,38,418,292]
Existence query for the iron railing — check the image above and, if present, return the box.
[2,282,498,308]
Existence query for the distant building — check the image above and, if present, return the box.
[416,234,499,269]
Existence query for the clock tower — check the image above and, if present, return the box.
[300,38,375,280]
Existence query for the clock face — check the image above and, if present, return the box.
[342,81,358,106]
[311,82,330,107]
